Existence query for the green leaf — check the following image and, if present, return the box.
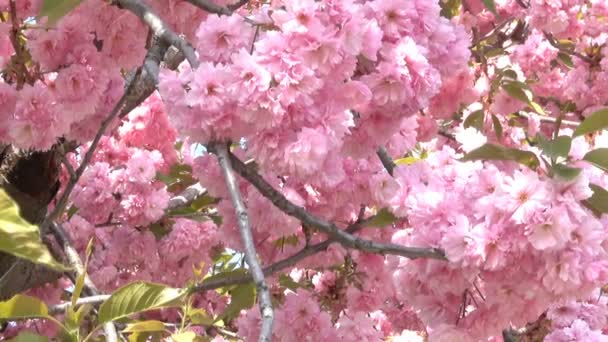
[171,332,197,342]
[464,109,484,131]
[551,164,582,181]
[67,205,79,220]
[203,269,249,286]
[188,309,215,326]
[0,190,68,270]
[40,0,82,25]
[573,108,608,137]
[502,81,532,103]
[218,282,256,322]
[582,184,608,215]
[8,332,49,342]
[558,52,574,68]
[394,156,419,166]
[492,114,503,140]
[97,282,185,325]
[440,0,461,18]
[537,135,572,160]
[278,274,305,291]
[72,238,94,307]
[123,320,166,333]
[501,69,518,80]
[529,101,546,115]
[583,148,608,172]
[362,208,397,228]
[481,0,497,15]
[0,295,49,319]
[460,143,540,169]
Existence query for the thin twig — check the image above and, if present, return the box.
[49,223,118,342]
[543,31,596,65]
[40,67,142,233]
[114,0,199,68]
[225,151,447,260]
[210,142,273,342]
[376,146,396,176]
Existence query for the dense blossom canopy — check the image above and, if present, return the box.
[2,0,608,341]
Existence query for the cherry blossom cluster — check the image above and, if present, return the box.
[3,0,608,341]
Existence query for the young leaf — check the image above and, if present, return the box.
[502,82,531,103]
[463,109,484,131]
[362,208,397,228]
[72,238,94,307]
[40,0,82,25]
[537,135,572,160]
[583,148,608,172]
[551,164,582,181]
[573,108,608,137]
[188,309,215,326]
[97,282,185,325]
[171,332,197,342]
[460,143,540,169]
[492,114,503,140]
[0,190,68,270]
[123,320,167,333]
[7,332,49,342]
[481,0,497,15]
[218,282,256,322]
[0,295,49,319]
[582,184,608,215]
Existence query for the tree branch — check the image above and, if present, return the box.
[166,183,207,210]
[225,151,446,260]
[114,0,199,68]
[376,146,396,176]
[210,142,273,342]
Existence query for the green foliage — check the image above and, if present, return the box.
[0,190,68,270]
[461,143,540,169]
[40,0,82,25]
[362,208,398,228]
[463,109,484,131]
[492,114,503,139]
[582,184,608,216]
[537,135,572,160]
[551,164,582,181]
[0,295,72,340]
[122,320,167,333]
[440,0,461,19]
[573,108,608,137]
[7,332,49,342]
[501,81,545,115]
[583,148,608,172]
[97,282,185,325]
[0,294,49,319]
[481,0,497,15]
[217,282,256,322]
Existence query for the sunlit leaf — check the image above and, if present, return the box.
[188,309,215,326]
[72,238,94,307]
[502,81,531,103]
[98,282,185,325]
[7,332,49,342]
[0,190,68,270]
[0,295,48,319]
[123,320,166,333]
[573,108,608,137]
[440,0,461,18]
[362,208,397,228]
